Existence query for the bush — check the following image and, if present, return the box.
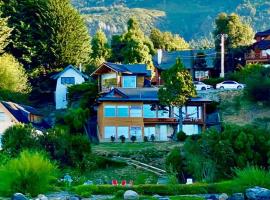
[130,135,136,143]
[143,136,149,142]
[119,135,126,143]
[2,124,41,157]
[150,134,155,142]
[177,131,187,142]
[111,136,116,142]
[0,150,59,197]
[115,189,125,198]
[203,77,225,87]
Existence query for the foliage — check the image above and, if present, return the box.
[0,54,30,93]
[0,152,10,166]
[189,37,215,50]
[111,136,116,142]
[213,13,254,50]
[150,28,189,51]
[110,17,155,67]
[0,150,59,196]
[177,131,187,142]
[0,89,29,103]
[0,16,12,53]
[184,124,270,181]
[202,77,225,87]
[233,166,270,190]
[39,126,92,171]
[130,135,136,143]
[150,134,155,142]
[158,58,196,107]
[119,135,126,143]
[2,124,41,157]
[193,52,207,69]
[144,136,149,142]
[2,0,91,69]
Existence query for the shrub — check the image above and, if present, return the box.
[130,135,136,143]
[150,134,155,142]
[203,77,225,87]
[111,136,116,142]
[2,124,41,157]
[177,131,187,142]
[115,189,125,198]
[0,150,59,196]
[143,136,149,142]
[119,135,126,143]
[0,152,10,165]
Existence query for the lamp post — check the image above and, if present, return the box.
[217,33,228,78]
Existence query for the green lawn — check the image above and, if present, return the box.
[93,142,182,153]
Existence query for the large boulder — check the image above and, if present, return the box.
[228,193,244,200]
[124,190,139,200]
[36,194,48,200]
[246,186,270,200]
[68,196,81,200]
[219,193,228,200]
[11,193,28,200]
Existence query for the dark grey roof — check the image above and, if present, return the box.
[98,88,212,103]
[93,62,151,76]
[153,49,216,70]
[51,65,89,80]
[253,40,270,50]
[255,29,270,37]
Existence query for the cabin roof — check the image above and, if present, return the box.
[51,65,89,80]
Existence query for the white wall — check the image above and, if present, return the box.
[55,68,86,109]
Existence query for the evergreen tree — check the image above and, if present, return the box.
[0,16,12,54]
[213,13,254,50]
[1,0,91,70]
[158,58,196,130]
[90,30,110,68]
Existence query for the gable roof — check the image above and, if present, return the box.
[51,65,89,80]
[98,88,212,103]
[153,49,216,71]
[253,40,270,50]
[255,29,270,37]
[91,62,151,77]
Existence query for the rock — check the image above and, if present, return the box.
[228,193,244,200]
[219,193,228,200]
[68,196,81,200]
[246,186,270,200]
[207,195,218,200]
[11,193,28,200]
[158,197,170,200]
[124,190,139,200]
[36,194,48,200]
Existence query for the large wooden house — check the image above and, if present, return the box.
[245,29,270,65]
[91,62,212,142]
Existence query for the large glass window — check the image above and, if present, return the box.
[104,105,116,117]
[0,112,6,121]
[187,106,198,119]
[143,105,156,118]
[61,77,75,85]
[117,106,129,117]
[144,127,156,138]
[130,126,142,138]
[101,73,117,91]
[117,126,129,138]
[122,76,136,88]
[158,107,170,118]
[104,126,116,139]
[182,125,201,135]
[130,106,142,117]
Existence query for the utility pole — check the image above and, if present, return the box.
[220,34,227,78]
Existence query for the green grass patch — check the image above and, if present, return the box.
[170,196,204,200]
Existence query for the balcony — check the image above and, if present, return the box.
[245,52,270,63]
[144,117,204,124]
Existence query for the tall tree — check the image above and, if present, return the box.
[213,13,254,50]
[158,58,196,130]
[0,16,12,54]
[90,29,110,68]
[1,0,91,70]
[150,28,189,51]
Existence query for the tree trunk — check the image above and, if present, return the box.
[178,106,183,132]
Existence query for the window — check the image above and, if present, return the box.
[186,106,198,119]
[158,107,170,118]
[122,76,136,88]
[182,125,201,135]
[104,126,116,139]
[143,104,156,118]
[104,105,116,117]
[117,106,129,117]
[130,126,142,138]
[117,126,129,138]
[102,73,117,90]
[130,106,142,117]
[61,77,75,85]
[144,127,156,138]
[0,112,6,121]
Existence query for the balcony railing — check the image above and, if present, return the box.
[144,117,203,124]
[245,53,270,61]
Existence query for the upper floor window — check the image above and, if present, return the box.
[158,106,170,118]
[104,105,116,117]
[143,104,157,118]
[61,77,75,85]
[0,112,6,121]
[130,106,142,117]
[182,106,202,120]
[102,73,117,90]
[122,76,136,88]
[117,106,129,117]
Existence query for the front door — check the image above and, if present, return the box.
[160,125,168,141]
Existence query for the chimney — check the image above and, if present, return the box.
[157,49,163,65]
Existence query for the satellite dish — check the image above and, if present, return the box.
[266,49,270,55]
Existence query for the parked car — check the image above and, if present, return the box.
[216,80,245,90]
[193,81,213,90]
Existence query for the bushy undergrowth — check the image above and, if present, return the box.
[0,150,59,197]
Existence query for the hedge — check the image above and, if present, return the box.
[74,181,236,196]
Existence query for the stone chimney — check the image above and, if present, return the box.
[157,49,163,65]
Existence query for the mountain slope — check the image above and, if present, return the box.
[72,0,270,40]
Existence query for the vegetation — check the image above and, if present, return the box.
[0,150,59,197]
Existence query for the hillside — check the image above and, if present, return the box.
[72,0,270,40]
